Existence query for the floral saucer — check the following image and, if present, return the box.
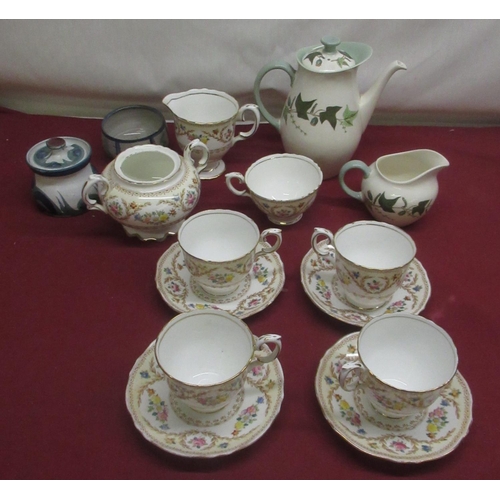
[156,242,285,318]
[126,341,284,458]
[315,332,473,463]
[300,241,431,326]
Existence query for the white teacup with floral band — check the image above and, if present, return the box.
[154,309,282,414]
[338,313,458,419]
[311,221,416,310]
[225,153,323,225]
[163,88,260,179]
[177,209,282,296]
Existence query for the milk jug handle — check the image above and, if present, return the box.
[253,61,296,131]
[339,160,371,201]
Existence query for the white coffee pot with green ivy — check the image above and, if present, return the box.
[254,36,406,179]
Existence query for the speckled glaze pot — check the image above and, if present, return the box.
[82,140,209,241]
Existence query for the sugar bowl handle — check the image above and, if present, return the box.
[183,138,210,173]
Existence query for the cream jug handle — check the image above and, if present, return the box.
[183,139,210,173]
[255,228,282,257]
[311,227,335,257]
[232,104,260,144]
[253,61,296,130]
[82,174,110,214]
[225,172,250,197]
[339,160,372,201]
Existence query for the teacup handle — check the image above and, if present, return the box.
[252,334,282,365]
[232,104,260,145]
[82,174,110,214]
[311,227,335,257]
[255,228,282,258]
[338,359,365,392]
[183,138,210,173]
[338,160,371,201]
[225,172,250,197]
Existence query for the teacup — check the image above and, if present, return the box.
[178,209,282,296]
[311,221,416,310]
[155,309,282,414]
[225,153,323,225]
[163,88,260,179]
[338,313,458,419]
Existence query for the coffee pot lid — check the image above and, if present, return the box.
[26,136,92,177]
[300,36,372,73]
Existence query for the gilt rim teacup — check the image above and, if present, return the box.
[154,309,282,414]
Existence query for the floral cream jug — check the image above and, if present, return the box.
[339,149,449,227]
[253,36,406,179]
[82,140,209,241]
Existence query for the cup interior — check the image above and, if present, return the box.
[168,91,238,124]
[102,106,165,141]
[116,147,178,183]
[335,222,415,269]
[359,315,458,392]
[247,155,322,201]
[156,311,253,385]
[178,211,260,262]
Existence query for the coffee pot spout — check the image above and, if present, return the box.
[359,60,407,131]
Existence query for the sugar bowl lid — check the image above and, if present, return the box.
[299,36,372,73]
[26,136,92,177]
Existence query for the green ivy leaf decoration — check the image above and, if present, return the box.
[319,106,342,130]
[412,200,431,216]
[342,106,358,127]
[378,192,400,213]
[295,93,317,120]
[367,190,373,201]
[305,51,323,64]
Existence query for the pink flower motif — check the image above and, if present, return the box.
[190,436,207,448]
[251,365,264,377]
[429,407,445,419]
[157,407,168,422]
[241,405,257,416]
[391,440,409,452]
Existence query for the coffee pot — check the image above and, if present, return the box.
[254,36,406,179]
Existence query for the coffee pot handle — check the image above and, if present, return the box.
[232,104,260,145]
[339,160,371,201]
[253,61,296,131]
[82,174,110,214]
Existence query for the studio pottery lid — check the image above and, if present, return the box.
[299,36,373,73]
[26,136,92,177]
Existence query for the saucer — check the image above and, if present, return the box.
[199,160,226,180]
[156,242,285,318]
[315,332,473,463]
[125,341,284,458]
[300,241,431,326]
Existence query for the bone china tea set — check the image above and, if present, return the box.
[26,36,472,462]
